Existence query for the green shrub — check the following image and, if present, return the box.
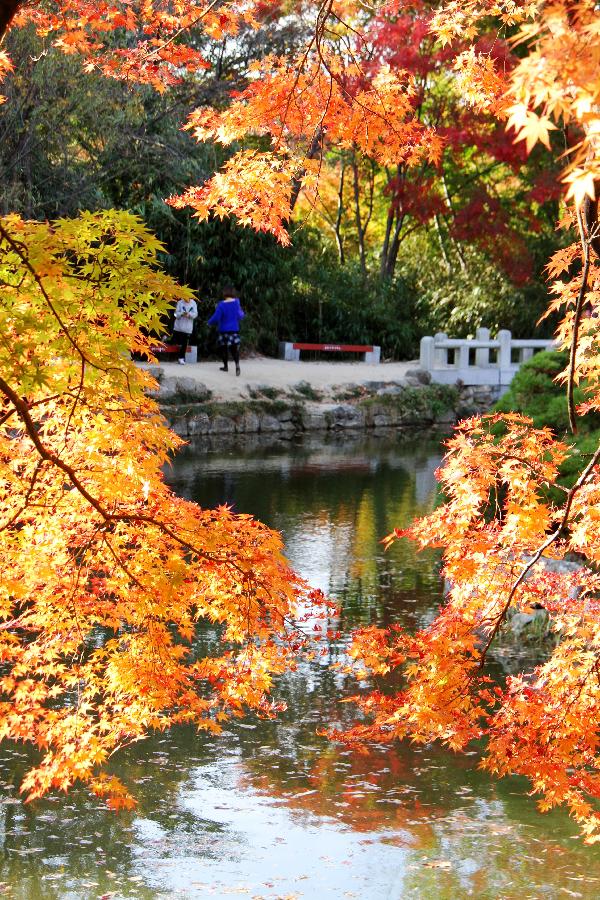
[494,349,600,434]
[492,349,600,492]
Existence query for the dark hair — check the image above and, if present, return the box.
[222,285,239,299]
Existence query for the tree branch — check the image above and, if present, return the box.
[568,207,593,433]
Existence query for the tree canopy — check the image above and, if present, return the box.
[0,208,332,808]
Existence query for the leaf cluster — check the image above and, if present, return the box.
[0,210,329,808]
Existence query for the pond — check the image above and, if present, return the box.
[1,431,599,899]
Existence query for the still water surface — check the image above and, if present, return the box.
[1,432,600,899]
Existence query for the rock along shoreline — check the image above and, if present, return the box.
[148,365,496,438]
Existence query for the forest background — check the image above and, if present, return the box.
[0,7,562,358]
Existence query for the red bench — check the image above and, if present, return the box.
[149,342,197,363]
[279,342,381,363]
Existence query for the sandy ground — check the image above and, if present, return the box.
[144,357,419,401]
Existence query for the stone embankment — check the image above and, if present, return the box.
[148,366,496,437]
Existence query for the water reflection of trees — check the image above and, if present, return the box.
[1,434,599,896]
[167,432,445,621]
[1,658,600,898]
[234,669,600,897]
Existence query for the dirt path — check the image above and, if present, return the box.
[146,357,419,401]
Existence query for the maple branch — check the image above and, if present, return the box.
[290,126,323,212]
[313,2,418,153]
[0,221,100,371]
[62,361,87,450]
[476,438,600,670]
[0,374,117,514]
[0,220,150,407]
[0,456,44,533]
[0,393,62,427]
[0,376,253,587]
[100,532,153,600]
[496,451,568,491]
[543,657,600,749]
[133,0,223,64]
[275,17,319,150]
[567,207,591,434]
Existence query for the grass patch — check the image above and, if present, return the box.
[290,381,322,401]
[332,385,368,401]
[163,399,303,419]
[248,385,284,400]
[359,384,458,416]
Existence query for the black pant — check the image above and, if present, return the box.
[217,332,240,367]
[173,330,190,358]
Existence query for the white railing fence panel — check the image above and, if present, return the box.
[420,328,555,393]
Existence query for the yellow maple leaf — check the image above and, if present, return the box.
[512,110,557,152]
[563,168,597,207]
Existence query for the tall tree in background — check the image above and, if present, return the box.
[1,3,558,346]
[298,1,555,284]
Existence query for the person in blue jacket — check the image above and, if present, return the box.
[208,285,245,376]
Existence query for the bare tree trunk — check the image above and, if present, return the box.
[380,164,406,280]
[289,127,323,212]
[434,214,452,270]
[441,172,467,270]
[381,213,404,280]
[380,203,395,280]
[363,160,375,236]
[334,159,345,265]
[352,156,367,276]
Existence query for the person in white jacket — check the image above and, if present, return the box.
[172,297,198,364]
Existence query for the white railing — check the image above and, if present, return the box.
[419,328,555,389]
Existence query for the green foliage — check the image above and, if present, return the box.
[166,399,301,418]
[493,350,600,491]
[290,381,322,401]
[399,234,559,340]
[494,350,600,433]
[138,216,423,359]
[361,384,458,418]
[139,205,296,356]
[0,28,559,361]
[286,229,423,359]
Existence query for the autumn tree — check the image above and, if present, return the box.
[296,1,558,285]
[0,209,336,808]
[0,3,333,808]
[334,0,600,843]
